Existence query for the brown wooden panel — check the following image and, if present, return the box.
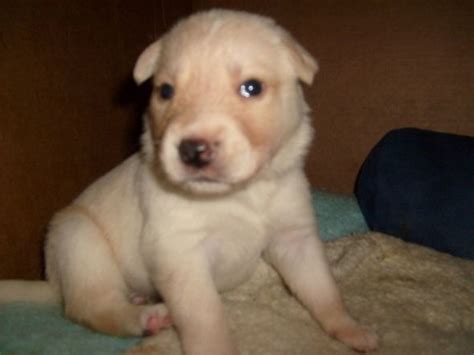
[0,0,190,278]
[193,0,474,192]
[1,0,473,278]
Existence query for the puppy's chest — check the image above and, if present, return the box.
[202,217,268,291]
[148,180,278,290]
[162,199,271,290]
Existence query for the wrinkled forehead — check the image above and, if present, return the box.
[156,15,290,81]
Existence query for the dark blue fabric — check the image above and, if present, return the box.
[355,128,474,259]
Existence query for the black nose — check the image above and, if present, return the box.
[178,139,213,168]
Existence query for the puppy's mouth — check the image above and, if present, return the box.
[158,121,262,195]
[182,175,233,194]
[191,176,220,183]
[183,170,223,185]
[169,138,235,193]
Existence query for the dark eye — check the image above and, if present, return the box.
[158,83,174,100]
[239,79,263,98]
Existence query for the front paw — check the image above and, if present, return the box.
[327,318,378,352]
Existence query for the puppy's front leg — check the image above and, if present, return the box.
[154,252,238,355]
[264,227,378,352]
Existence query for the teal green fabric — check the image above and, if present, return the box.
[0,303,139,355]
[313,190,369,241]
[0,190,367,355]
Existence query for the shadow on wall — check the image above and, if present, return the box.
[114,76,154,152]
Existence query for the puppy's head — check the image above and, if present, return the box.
[134,10,318,194]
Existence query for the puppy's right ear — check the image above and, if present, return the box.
[133,40,162,85]
[282,36,319,86]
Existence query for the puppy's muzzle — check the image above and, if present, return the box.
[178,139,214,169]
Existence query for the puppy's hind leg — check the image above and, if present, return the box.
[47,209,170,337]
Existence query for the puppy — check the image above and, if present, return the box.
[0,9,377,354]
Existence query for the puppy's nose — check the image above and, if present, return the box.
[178,139,213,168]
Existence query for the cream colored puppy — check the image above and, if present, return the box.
[0,9,377,354]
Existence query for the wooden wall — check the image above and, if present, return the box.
[0,0,189,278]
[1,0,472,278]
[194,0,474,192]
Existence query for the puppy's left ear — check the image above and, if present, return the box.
[133,40,162,85]
[282,35,319,85]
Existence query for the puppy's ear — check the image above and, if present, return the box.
[133,40,162,85]
[282,35,319,85]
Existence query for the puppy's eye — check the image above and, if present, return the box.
[239,79,263,98]
[158,83,174,100]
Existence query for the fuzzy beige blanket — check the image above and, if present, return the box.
[128,233,474,355]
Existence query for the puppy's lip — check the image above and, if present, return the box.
[183,178,233,194]
[191,176,219,183]
[185,174,229,186]
[179,170,223,185]
[183,165,223,183]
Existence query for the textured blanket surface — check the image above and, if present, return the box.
[0,191,368,355]
[129,233,474,355]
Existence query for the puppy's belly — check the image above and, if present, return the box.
[122,261,156,298]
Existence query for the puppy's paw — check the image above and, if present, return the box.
[327,318,378,352]
[140,303,172,336]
